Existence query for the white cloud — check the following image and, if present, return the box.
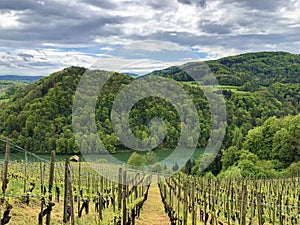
[123,41,186,52]
[91,56,197,75]
[0,0,299,75]
[192,45,243,60]
[0,10,20,29]
[0,48,97,75]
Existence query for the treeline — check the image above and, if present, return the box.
[148,51,300,86]
[189,113,300,178]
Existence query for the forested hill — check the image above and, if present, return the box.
[0,67,135,154]
[0,53,299,176]
[148,52,300,86]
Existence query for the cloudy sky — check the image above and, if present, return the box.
[0,0,299,75]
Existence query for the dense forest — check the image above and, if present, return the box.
[148,51,300,85]
[0,52,299,176]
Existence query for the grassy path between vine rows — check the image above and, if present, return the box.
[136,185,170,225]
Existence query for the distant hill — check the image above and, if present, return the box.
[147,52,300,86]
[0,75,43,82]
[123,72,139,78]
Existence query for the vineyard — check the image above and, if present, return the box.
[0,140,152,224]
[0,140,300,225]
[159,175,300,225]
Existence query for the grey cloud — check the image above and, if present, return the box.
[28,62,56,67]
[82,0,117,9]
[0,0,39,11]
[146,0,175,10]
[223,0,288,11]
[18,53,34,62]
[0,0,299,72]
[139,30,296,53]
[178,0,192,4]
[200,23,232,34]
[177,0,207,7]
[0,0,128,48]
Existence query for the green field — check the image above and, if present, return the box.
[180,81,240,90]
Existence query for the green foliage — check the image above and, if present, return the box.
[236,150,278,178]
[238,81,261,92]
[221,146,241,170]
[144,150,157,165]
[218,166,242,179]
[127,152,146,167]
[0,67,86,153]
[0,80,28,102]
[244,114,300,167]
[232,127,243,149]
[182,159,196,175]
[148,52,300,86]
[285,160,300,176]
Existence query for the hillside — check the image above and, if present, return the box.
[148,51,300,86]
[0,67,211,154]
[0,80,29,102]
[0,52,299,174]
[0,76,43,102]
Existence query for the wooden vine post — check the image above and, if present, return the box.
[46,151,55,225]
[191,179,197,225]
[39,162,45,225]
[99,176,103,221]
[63,158,75,225]
[240,183,248,225]
[1,143,10,203]
[23,151,28,194]
[257,192,263,225]
[38,151,56,225]
[118,168,123,210]
[122,171,127,225]
[177,174,181,224]
[183,179,188,225]
[78,161,81,215]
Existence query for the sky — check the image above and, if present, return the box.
[0,0,299,75]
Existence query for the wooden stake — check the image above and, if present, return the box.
[46,151,55,225]
[1,143,10,199]
[122,171,127,225]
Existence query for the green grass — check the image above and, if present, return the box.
[180,81,242,92]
